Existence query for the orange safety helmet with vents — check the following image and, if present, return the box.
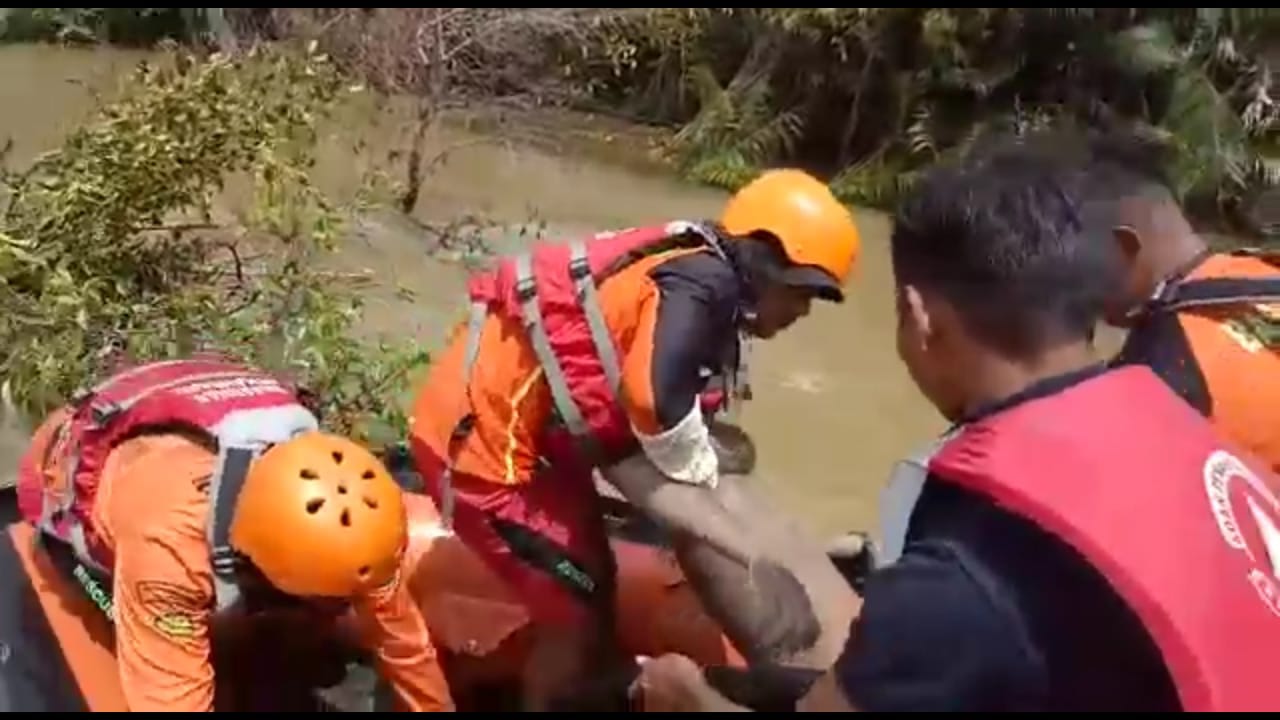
[720,168,861,301]
[230,432,408,598]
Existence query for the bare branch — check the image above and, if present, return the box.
[132,222,220,234]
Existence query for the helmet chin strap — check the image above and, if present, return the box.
[687,221,760,407]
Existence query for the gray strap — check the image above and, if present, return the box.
[461,301,486,380]
[206,444,257,611]
[37,464,72,539]
[515,253,590,439]
[570,240,622,395]
[35,432,107,576]
[439,301,490,529]
[66,522,102,574]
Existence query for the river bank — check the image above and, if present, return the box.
[0,42,1015,537]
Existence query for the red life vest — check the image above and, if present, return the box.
[884,366,1280,711]
[15,356,319,611]
[459,220,743,457]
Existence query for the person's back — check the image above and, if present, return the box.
[411,241,739,487]
[1115,249,1280,473]
[990,128,1280,476]
[16,359,454,712]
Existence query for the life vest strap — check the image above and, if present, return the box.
[570,239,624,396]
[437,301,490,529]
[1151,276,1280,313]
[34,428,107,577]
[514,253,598,457]
[206,444,258,612]
[436,419,471,531]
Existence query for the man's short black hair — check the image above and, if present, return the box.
[891,143,1117,359]
[965,126,1179,207]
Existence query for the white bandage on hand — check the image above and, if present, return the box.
[633,403,720,488]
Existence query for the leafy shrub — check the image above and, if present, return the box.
[0,44,430,448]
[0,8,205,46]
[565,7,1280,232]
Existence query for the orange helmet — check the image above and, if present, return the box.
[229,432,407,598]
[720,168,861,301]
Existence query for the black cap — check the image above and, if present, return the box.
[777,265,845,303]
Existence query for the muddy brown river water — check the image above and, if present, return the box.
[0,44,1128,536]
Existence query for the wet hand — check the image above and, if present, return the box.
[709,420,757,476]
[630,654,711,712]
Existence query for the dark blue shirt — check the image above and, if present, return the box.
[835,368,1181,712]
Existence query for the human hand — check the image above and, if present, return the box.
[630,654,712,712]
[709,420,757,476]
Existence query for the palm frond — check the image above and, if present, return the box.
[685,148,759,191]
[1159,64,1253,200]
[1107,21,1184,78]
[906,105,939,157]
[830,155,920,208]
[670,61,801,188]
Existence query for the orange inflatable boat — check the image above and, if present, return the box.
[1,471,868,712]
[0,484,757,712]
[398,489,753,710]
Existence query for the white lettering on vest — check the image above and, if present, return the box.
[170,376,292,405]
[1206,459,1249,555]
[1203,450,1280,618]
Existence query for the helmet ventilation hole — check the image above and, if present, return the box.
[363,496,379,510]
[357,565,371,579]
[300,468,319,480]
[361,470,376,481]
[340,508,352,527]
[306,498,325,514]
[331,450,344,465]
[337,484,348,495]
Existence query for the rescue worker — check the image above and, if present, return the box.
[1089,132,1280,474]
[632,138,1280,711]
[14,356,454,712]
[974,129,1280,476]
[407,168,861,710]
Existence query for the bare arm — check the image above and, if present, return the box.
[601,455,848,668]
[601,452,756,565]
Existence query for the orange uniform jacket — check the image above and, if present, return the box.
[411,247,745,486]
[25,412,454,712]
[1116,251,1280,476]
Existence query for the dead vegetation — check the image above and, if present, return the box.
[260,8,619,215]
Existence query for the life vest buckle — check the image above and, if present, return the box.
[515,275,537,304]
[568,254,592,281]
[90,401,120,428]
[210,546,240,574]
[448,413,476,448]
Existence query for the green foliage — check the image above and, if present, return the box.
[0,45,430,448]
[829,157,920,209]
[566,7,1280,231]
[0,8,208,46]
[672,65,804,191]
[557,9,720,123]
